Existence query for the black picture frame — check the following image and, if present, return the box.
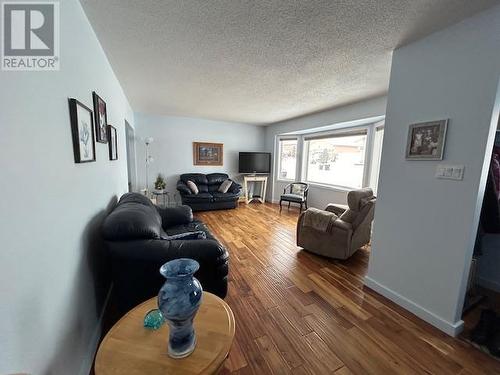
[68,98,96,163]
[108,125,118,160]
[92,91,108,143]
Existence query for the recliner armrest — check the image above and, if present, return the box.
[177,180,192,195]
[325,204,348,216]
[332,218,352,232]
[157,205,193,229]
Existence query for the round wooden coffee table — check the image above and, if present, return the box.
[95,292,235,375]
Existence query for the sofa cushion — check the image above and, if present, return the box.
[181,173,209,193]
[164,220,216,240]
[119,192,155,207]
[186,180,199,194]
[102,196,162,241]
[207,173,229,185]
[281,193,305,203]
[182,192,213,202]
[157,205,193,229]
[161,231,207,240]
[207,173,230,193]
[347,188,374,211]
[180,173,208,185]
[218,179,232,193]
[351,198,376,229]
[342,188,375,226]
[212,192,239,202]
[339,210,357,223]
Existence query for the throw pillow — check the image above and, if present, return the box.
[291,184,306,195]
[186,180,199,194]
[218,179,233,193]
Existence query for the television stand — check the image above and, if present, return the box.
[243,175,268,204]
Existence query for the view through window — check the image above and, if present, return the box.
[278,139,297,180]
[305,132,367,188]
[369,127,384,193]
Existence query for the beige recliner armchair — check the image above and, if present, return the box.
[297,188,376,260]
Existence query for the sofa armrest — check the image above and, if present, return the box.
[325,204,348,216]
[228,180,242,195]
[162,239,229,297]
[107,238,228,278]
[157,205,193,229]
[106,237,229,312]
[177,180,192,195]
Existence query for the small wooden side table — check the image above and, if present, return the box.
[95,292,235,375]
[151,190,169,208]
[243,175,268,204]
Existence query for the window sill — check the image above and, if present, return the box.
[305,182,356,193]
[275,179,357,192]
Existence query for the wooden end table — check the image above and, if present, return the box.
[95,292,235,375]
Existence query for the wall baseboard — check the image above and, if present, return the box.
[364,276,464,337]
[477,276,500,293]
[78,284,113,375]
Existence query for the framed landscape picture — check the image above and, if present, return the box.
[108,125,118,160]
[405,119,448,160]
[68,98,96,163]
[193,142,223,166]
[92,91,108,143]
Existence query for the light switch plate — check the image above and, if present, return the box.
[435,164,464,180]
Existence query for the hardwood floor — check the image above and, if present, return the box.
[195,203,500,375]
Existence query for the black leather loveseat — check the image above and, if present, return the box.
[101,193,229,315]
[177,173,242,211]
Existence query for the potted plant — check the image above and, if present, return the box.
[154,174,166,192]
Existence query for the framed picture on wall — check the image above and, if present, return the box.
[68,98,96,163]
[108,125,118,160]
[193,142,223,166]
[92,91,108,143]
[405,119,448,160]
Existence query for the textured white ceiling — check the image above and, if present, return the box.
[80,0,498,125]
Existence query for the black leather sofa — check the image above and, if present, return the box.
[177,173,242,211]
[101,192,229,315]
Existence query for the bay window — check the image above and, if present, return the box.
[278,139,298,180]
[304,130,367,189]
[368,126,384,193]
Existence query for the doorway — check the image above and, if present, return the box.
[461,110,500,358]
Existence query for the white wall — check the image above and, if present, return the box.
[366,5,500,336]
[134,112,266,195]
[264,96,387,207]
[0,1,134,374]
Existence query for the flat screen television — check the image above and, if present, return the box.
[239,152,271,173]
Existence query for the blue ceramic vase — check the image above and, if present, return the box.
[158,258,203,358]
